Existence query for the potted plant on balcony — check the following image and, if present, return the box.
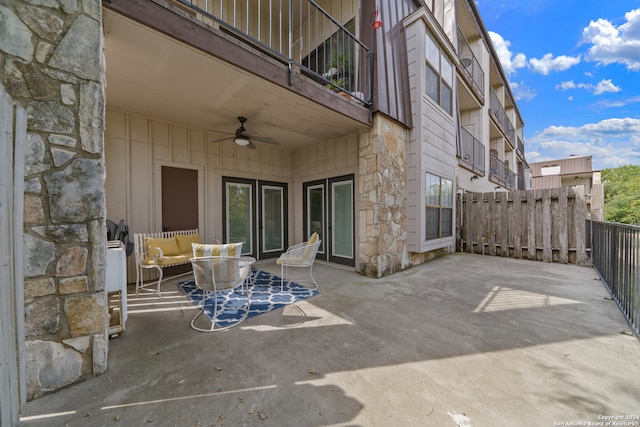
[326,77,345,91]
[330,52,351,76]
[325,77,352,101]
[323,52,351,80]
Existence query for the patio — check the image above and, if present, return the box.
[20,253,640,426]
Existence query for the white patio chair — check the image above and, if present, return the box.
[276,232,321,291]
[189,256,251,332]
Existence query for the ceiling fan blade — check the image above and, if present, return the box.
[247,141,257,149]
[215,135,236,142]
[249,135,279,145]
[206,128,235,135]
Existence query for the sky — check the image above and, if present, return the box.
[474,0,640,170]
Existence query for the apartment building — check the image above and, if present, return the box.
[100,0,527,275]
[454,0,529,194]
[530,155,604,220]
[0,0,529,410]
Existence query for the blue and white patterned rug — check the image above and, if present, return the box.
[177,269,319,328]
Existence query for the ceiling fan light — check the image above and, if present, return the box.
[234,136,250,146]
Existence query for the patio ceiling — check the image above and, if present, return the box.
[103,8,370,150]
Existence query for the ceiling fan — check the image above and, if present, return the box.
[215,117,279,149]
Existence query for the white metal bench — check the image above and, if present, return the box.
[133,228,200,297]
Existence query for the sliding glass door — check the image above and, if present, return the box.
[223,178,287,259]
[223,178,255,255]
[303,175,354,266]
[259,182,287,259]
[304,182,326,259]
[329,177,354,264]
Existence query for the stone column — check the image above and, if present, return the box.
[358,114,409,278]
[0,0,108,399]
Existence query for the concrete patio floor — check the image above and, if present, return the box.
[20,253,640,427]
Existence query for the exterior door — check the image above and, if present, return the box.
[222,177,287,259]
[258,181,287,259]
[161,166,198,231]
[303,175,354,267]
[303,181,326,260]
[161,166,199,275]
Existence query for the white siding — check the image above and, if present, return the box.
[404,9,457,253]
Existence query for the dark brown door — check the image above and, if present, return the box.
[162,166,198,276]
[161,166,198,231]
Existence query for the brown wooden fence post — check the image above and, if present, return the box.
[542,188,552,262]
[574,186,588,265]
[556,187,569,263]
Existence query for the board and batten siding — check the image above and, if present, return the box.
[404,9,458,253]
[105,107,359,281]
[105,108,293,280]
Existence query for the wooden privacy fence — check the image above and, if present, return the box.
[457,187,589,265]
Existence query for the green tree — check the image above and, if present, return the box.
[602,165,640,225]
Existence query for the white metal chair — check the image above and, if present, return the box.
[189,256,251,332]
[276,232,321,291]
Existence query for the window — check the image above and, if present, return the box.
[425,173,453,240]
[541,165,561,176]
[425,31,453,115]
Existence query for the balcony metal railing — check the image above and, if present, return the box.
[517,135,525,156]
[174,0,372,104]
[489,154,516,189]
[457,28,484,101]
[505,168,515,190]
[459,126,485,174]
[517,172,525,191]
[489,88,515,144]
[587,220,640,336]
[490,154,505,185]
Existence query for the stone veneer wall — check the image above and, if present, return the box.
[358,114,452,278]
[0,1,108,399]
[359,114,410,277]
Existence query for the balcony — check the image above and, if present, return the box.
[102,0,373,148]
[457,28,484,103]
[489,153,504,184]
[489,154,516,189]
[170,0,371,103]
[517,172,525,191]
[505,167,516,190]
[489,89,515,146]
[459,126,485,175]
[517,135,525,158]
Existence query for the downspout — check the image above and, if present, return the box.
[288,0,293,86]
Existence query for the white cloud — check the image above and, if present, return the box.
[556,81,580,90]
[582,8,640,71]
[527,118,640,168]
[488,31,527,76]
[594,79,622,95]
[529,53,581,75]
[590,96,640,110]
[554,79,621,95]
[543,118,640,136]
[509,81,537,101]
[533,140,634,168]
